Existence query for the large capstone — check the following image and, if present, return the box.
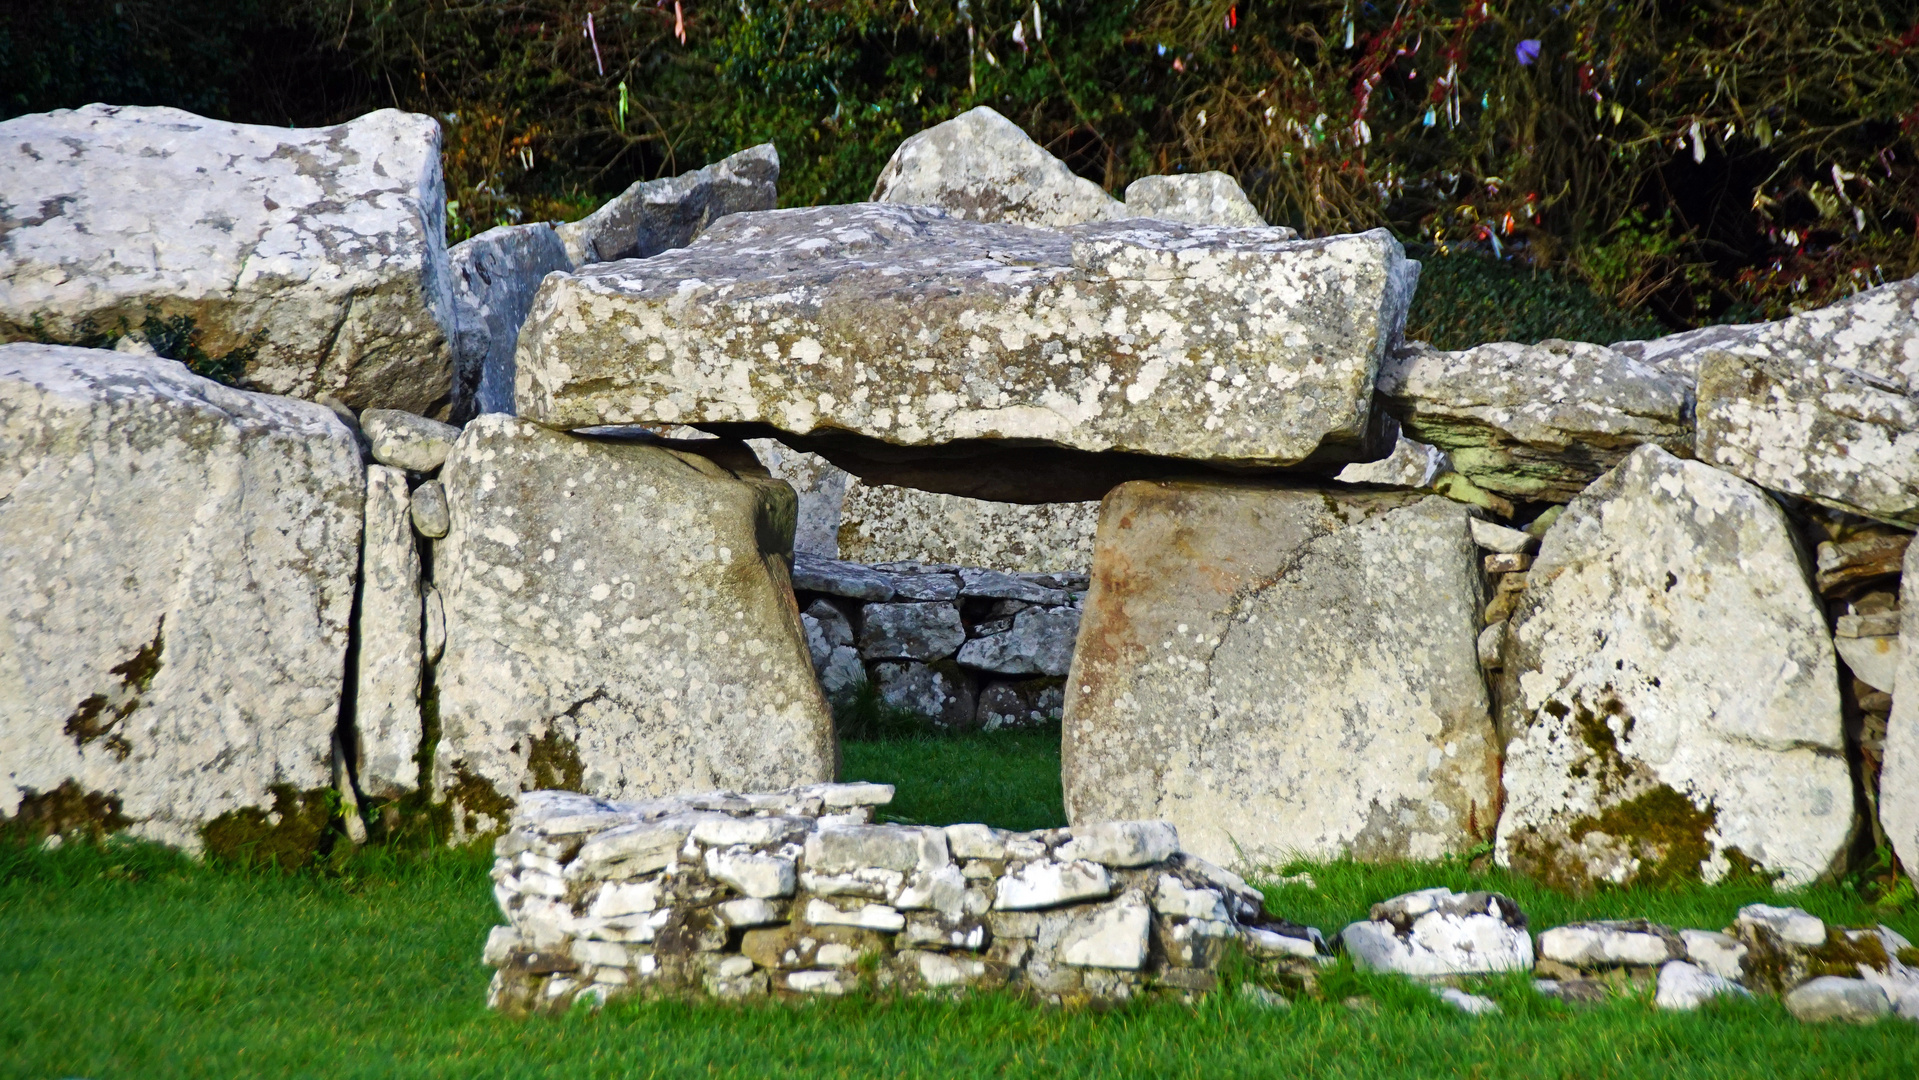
[0,345,363,850]
[870,106,1125,228]
[430,417,834,840]
[1378,339,1692,502]
[447,223,572,420]
[555,144,778,267]
[1062,480,1500,866]
[1880,539,1919,882]
[0,105,456,413]
[515,203,1414,502]
[1494,445,1851,888]
[1695,277,1919,525]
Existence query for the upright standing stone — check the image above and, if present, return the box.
[447,223,572,420]
[870,106,1125,228]
[431,417,834,840]
[0,345,363,850]
[1062,480,1500,866]
[556,144,779,267]
[516,204,1414,502]
[748,439,850,557]
[1495,446,1851,888]
[355,465,424,799]
[1881,539,1919,879]
[1695,277,1919,525]
[0,106,457,413]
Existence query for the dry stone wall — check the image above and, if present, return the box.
[482,784,1327,1013]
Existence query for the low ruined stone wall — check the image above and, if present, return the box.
[482,785,1327,1014]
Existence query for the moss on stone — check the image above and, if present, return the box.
[526,729,585,791]
[200,784,333,868]
[2,780,134,842]
[1569,785,1717,888]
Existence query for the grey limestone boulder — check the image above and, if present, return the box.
[977,679,1065,730]
[430,417,834,840]
[1340,888,1533,976]
[1062,480,1500,866]
[1122,172,1269,228]
[1785,977,1893,1023]
[870,106,1124,228]
[362,408,460,472]
[1655,960,1749,1010]
[748,440,849,557]
[1695,277,1919,525]
[873,661,975,728]
[0,345,363,850]
[447,223,572,419]
[1378,338,1692,502]
[556,144,779,267]
[956,606,1080,677]
[514,203,1415,503]
[1880,543,1919,903]
[355,465,424,798]
[1611,322,1762,385]
[1494,446,1851,888]
[859,603,966,662]
[1536,920,1685,972]
[792,552,896,602]
[838,478,1101,573]
[410,479,451,538]
[0,105,456,413]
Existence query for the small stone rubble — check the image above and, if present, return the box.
[482,785,1327,1013]
[794,553,1086,730]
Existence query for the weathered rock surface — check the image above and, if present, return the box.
[0,105,456,412]
[1063,480,1500,866]
[873,662,976,729]
[1655,960,1749,1010]
[859,603,967,662]
[1334,434,1451,488]
[1340,889,1533,976]
[1681,929,1749,981]
[447,223,571,419]
[356,465,424,798]
[515,203,1415,502]
[977,679,1067,731]
[838,479,1101,573]
[1881,540,1919,882]
[1537,920,1684,972]
[1122,173,1269,228]
[1611,322,1761,385]
[1495,446,1851,888]
[556,144,779,267]
[363,408,459,472]
[1378,339,1692,502]
[430,417,833,839]
[0,345,363,849]
[870,106,1125,228]
[1695,277,1919,525]
[410,479,450,538]
[1785,977,1892,1023]
[749,440,849,557]
[956,606,1080,676]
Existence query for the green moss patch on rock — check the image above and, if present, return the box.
[525,729,585,792]
[200,784,333,868]
[2,780,134,843]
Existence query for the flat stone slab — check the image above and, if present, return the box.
[1062,480,1500,866]
[515,203,1415,502]
[0,105,456,412]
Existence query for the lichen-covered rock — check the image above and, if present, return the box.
[1880,540,1919,880]
[1611,322,1762,385]
[430,417,833,839]
[977,679,1066,730]
[356,465,424,798]
[556,144,779,266]
[858,603,966,661]
[873,661,976,729]
[1494,446,1851,888]
[1335,434,1451,488]
[516,204,1414,502]
[956,606,1080,677]
[362,409,459,472]
[0,105,456,412]
[1340,888,1533,976]
[748,441,849,557]
[1062,480,1500,866]
[1378,339,1692,502]
[0,345,362,850]
[1122,173,1270,228]
[870,106,1124,228]
[838,479,1101,573]
[447,223,571,419]
[1536,920,1685,972]
[1695,277,1919,525]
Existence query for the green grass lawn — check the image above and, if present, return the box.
[4,730,1915,1079]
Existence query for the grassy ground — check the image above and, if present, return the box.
[5,731,1915,1079]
